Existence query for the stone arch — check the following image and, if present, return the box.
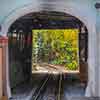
[0,2,97,98]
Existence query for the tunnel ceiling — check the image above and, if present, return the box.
[9,11,83,32]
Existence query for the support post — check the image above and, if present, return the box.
[0,46,3,98]
[0,36,11,99]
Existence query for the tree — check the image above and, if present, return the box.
[32,29,79,70]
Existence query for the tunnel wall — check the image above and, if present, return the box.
[9,59,26,88]
[96,8,100,96]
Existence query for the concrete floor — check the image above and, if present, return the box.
[69,97,100,100]
[36,74,86,100]
[10,73,47,100]
[9,73,90,100]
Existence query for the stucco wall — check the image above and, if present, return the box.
[0,0,96,24]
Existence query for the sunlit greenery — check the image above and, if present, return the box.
[32,29,79,70]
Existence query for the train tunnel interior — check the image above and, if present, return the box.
[8,11,88,99]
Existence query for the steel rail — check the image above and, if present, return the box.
[31,72,51,100]
[57,73,63,100]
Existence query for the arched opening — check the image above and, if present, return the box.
[7,11,88,99]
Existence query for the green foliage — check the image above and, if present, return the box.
[32,29,79,70]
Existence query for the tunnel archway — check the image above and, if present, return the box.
[0,2,97,98]
[6,11,88,99]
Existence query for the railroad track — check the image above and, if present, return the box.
[31,72,64,100]
[57,73,63,100]
[31,72,51,100]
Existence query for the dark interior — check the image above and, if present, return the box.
[8,11,88,99]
